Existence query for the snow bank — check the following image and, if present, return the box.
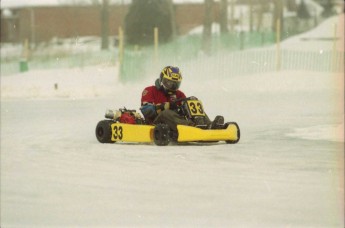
[287,122,344,142]
[217,70,339,93]
[281,14,345,51]
[0,66,120,100]
[1,67,340,99]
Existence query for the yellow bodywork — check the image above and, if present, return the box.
[109,123,239,143]
[177,124,239,142]
[111,123,154,143]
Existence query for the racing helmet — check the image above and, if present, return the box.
[159,66,182,93]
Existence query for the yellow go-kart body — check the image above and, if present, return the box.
[95,99,240,145]
[96,121,240,145]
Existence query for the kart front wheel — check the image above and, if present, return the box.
[153,124,171,146]
[95,120,114,143]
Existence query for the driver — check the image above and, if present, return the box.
[140,66,223,132]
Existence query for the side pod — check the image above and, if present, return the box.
[176,122,240,143]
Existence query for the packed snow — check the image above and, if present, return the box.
[281,13,345,52]
[1,14,344,228]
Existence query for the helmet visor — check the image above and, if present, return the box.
[162,77,181,91]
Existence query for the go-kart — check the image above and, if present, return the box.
[95,97,240,146]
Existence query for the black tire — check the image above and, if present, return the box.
[153,124,171,146]
[224,122,240,144]
[95,120,114,143]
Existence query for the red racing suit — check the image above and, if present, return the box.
[141,85,186,105]
[140,85,186,124]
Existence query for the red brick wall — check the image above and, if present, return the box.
[1,3,220,43]
[175,3,220,35]
[15,5,128,43]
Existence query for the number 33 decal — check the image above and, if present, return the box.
[113,126,123,140]
[187,100,205,116]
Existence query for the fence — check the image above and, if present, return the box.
[1,49,117,76]
[119,31,276,82]
[0,36,118,76]
[1,28,343,79]
[119,16,344,82]
[119,38,344,82]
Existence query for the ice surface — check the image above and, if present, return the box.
[1,13,344,228]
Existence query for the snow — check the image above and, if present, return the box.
[1,13,344,228]
[286,122,344,142]
[0,66,120,99]
[281,13,345,51]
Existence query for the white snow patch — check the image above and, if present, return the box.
[281,14,345,51]
[1,68,339,100]
[1,66,120,100]
[287,122,344,142]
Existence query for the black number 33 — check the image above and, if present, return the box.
[113,126,123,140]
[189,101,204,115]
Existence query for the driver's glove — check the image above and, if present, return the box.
[156,101,178,113]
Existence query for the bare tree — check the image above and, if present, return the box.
[249,0,254,32]
[321,0,336,17]
[219,0,228,34]
[101,0,109,50]
[168,0,177,40]
[202,0,214,55]
[229,0,235,32]
[272,0,283,37]
[256,0,270,32]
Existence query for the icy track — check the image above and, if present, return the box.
[1,65,344,227]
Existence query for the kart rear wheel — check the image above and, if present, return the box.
[153,124,171,146]
[95,120,114,143]
[224,122,240,144]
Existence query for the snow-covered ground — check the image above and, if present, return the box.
[281,13,345,52]
[1,15,344,228]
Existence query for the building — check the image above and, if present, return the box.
[0,3,215,44]
[1,0,333,44]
